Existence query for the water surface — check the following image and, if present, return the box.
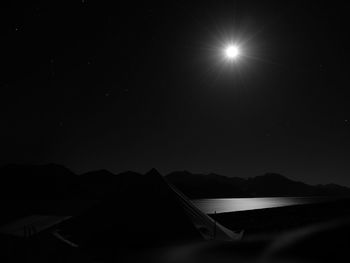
[192,197,336,214]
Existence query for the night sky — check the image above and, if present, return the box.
[1,1,350,186]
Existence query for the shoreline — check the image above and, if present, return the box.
[209,197,350,237]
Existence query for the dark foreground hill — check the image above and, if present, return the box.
[1,164,350,263]
[166,171,350,198]
[0,163,78,199]
[0,165,238,262]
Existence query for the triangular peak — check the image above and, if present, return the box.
[145,168,162,176]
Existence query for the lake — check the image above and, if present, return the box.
[192,197,337,214]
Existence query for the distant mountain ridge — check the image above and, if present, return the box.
[165,171,350,198]
[0,164,350,199]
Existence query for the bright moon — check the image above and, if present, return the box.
[224,45,240,60]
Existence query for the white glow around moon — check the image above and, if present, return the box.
[224,45,240,60]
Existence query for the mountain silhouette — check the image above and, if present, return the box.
[166,171,350,198]
[1,164,350,200]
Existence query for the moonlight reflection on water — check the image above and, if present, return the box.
[192,197,333,214]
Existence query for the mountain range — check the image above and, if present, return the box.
[1,164,350,200]
[165,171,350,198]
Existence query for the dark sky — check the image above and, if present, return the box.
[1,1,350,186]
